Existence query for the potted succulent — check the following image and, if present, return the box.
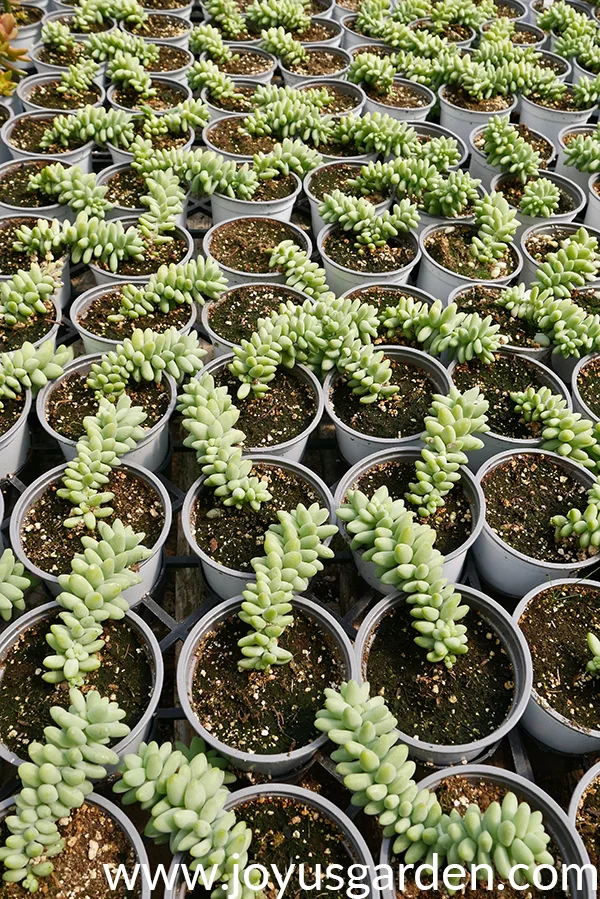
[30,20,97,81]
[555,123,600,191]
[570,759,600,879]
[304,158,393,235]
[0,261,64,356]
[191,23,277,83]
[490,169,586,241]
[521,70,600,146]
[120,10,193,49]
[572,353,600,421]
[0,159,113,224]
[17,59,105,113]
[106,51,191,113]
[260,23,351,85]
[347,50,436,121]
[469,116,556,189]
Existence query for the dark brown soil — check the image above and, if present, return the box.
[60,13,113,32]
[498,174,576,216]
[330,356,436,438]
[414,20,472,41]
[126,13,189,37]
[46,372,171,439]
[352,458,473,557]
[287,49,346,76]
[8,115,89,155]
[443,86,512,112]
[207,117,277,156]
[519,583,600,732]
[577,776,600,872]
[453,285,544,347]
[474,123,554,166]
[452,353,552,438]
[212,367,317,447]
[366,601,514,745]
[216,50,273,75]
[509,24,542,42]
[191,611,344,754]
[0,803,142,899]
[14,5,43,25]
[21,467,165,574]
[207,283,303,344]
[78,288,191,340]
[308,162,387,205]
[524,226,578,264]
[130,116,191,151]
[239,172,297,202]
[26,81,100,111]
[112,81,188,112]
[94,232,187,276]
[0,302,55,352]
[576,356,600,418]
[0,395,26,439]
[0,615,153,756]
[209,218,299,273]
[206,84,257,113]
[0,159,60,209]
[365,82,430,108]
[290,20,338,41]
[299,82,359,113]
[323,230,416,274]
[482,452,591,563]
[145,44,190,72]
[192,462,322,570]
[102,167,146,208]
[527,88,590,112]
[573,286,600,317]
[0,217,64,275]
[144,0,190,9]
[424,224,519,281]
[343,285,424,346]
[36,43,87,66]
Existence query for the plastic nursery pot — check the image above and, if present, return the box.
[447,282,550,363]
[0,600,164,770]
[555,125,597,192]
[300,16,342,47]
[35,353,177,471]
[201,353,324,463]
[203,216,312,287]
[585,173,600,230]
[147,47,193,86]
[41,10,117,41]
[144,0,194,20]
[201,116,259,165]
[70,283,196,355]
[0,214,71,309]
[417,222,524,304]
[298,77,366,114]
[119,13,192,49]
[29,43,108,87]
[520,93,594,148]
[490,170,586,244]
[0,104,14,165]
[200,79,259,123]
[379,765,594,899]
[572,353,600,422]
[0,110,94,173]
[182,454,334,599]
[10,5,44,59]
[468,123,557,190]
[363,77,435,123]
[473,448,600,598]
[177,596,359,776]
[106,78,192,116]
[9,459,172,604]
[438,85,518,145]
[0,157,75,222]
[0,389,32,482]
[0,793,151,899]
[95,162,190,226]
[106,127,194,167]
[198,47,277,84]
[88,218,194,288]
[570,760,600,834]
[324,345,451,466]
[332,0,359,21]
[483,17,546,46]
[355,586,532,765]
[279,46,352,87]
[519,218,600,300]
[304,160,392,235]
[210,171,302,225]
[334,446,485,587]
[317,224,420,296]
[340,14,387,49]
[414,188,482,238]
[446,350,571,471]
[16,73,105,114]
[201,282,311,357]
[514,578,600,754]
[165,785,375,899]
[407,120,468,170]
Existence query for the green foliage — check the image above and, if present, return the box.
[0,549,30,622]
[187,58,237,98]
[519,177,561,218]
[562,129,600,174]
[238,504,336,669]
[72,0,113,32]
[318,190,420,249]
[41,20,76,53]
[553,480,600,549]
[87,326,206,396]
[114,257,227,320]
[111,0,148,26]
[481,116,541,182]
[253,138,323,179]
[28,163,112,218]
[431,0,494,28]
[247,0,309,31]
[348,52,396,94]
[259,26,306,65]
[177,372,272,510]
[243,97,333,146]
[39,106,135,150]
[205,0,247,37]
[533,227,600,299]
[57,59,99,96]
[355,0,390,37]
[0,341,73,404]
[188,23,233,61]
[138,169,185,244]
[62,213,145,271]
[215,163,259,200]
[12,218,65,261]
[470,191,518,264]
[0,263,61,327]
[587,632,600,674]
[269,240,332,300]
[391,0,432,23]
[421,170,481,217]
[87,29,159,66]
[107,50,156,97]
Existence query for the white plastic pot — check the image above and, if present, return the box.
[210,172,302,224]
[30,43,107,87]
[332,0,357,20]
[363,78,435,123]
[0,389,31,481]
[490,169,586,243]
[95,161,190,225]
[106,127,194,166]
[515,578,600,754]
[70,283,196,354]
[447,349,571,471]
[106,78,191,115]
[318,223,420,295]
[585,172,600,230]
[570,761,600,835]
[340,14,386,49]
[304,160,392,235]
[201,352,324,463]
[469,123,557,190]
[0,214,70,308]
[202,117,261,164]
[555,124,596,192]
[11,5,44,60]
[88,219,194,287]
[520,93,594,147]
[144,0,194,19]
[473,448,600,598]
[519,221,600,288]
[298,77,365,115]
[279,46,351,86]
[16,72,105,113]
[417,222,524,303]
[203,216,312,286]
[0,104,14,165]
[147,47,193,84]
[36,353,177,471]
[198,47,277,83]
[572,352,600,421]
[1,110,94,172]
[182,454,334,599]
[300,16,342,47]
[0,157,73,221]
[9,459,172,604]
[41,10,117,40]
[439,85,517,144]
[120,13,192,48]
[200,79,257,122]
[324,345,452,465]
[333,445,485,587]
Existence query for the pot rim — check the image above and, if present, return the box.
[1,110,95,157]
[0,388,32,451]
[0,156,73,215]
[279,44,351,79]
[520,91,596,117]
[514,576,600,741]
[8,459,173,586]
[572,352,600,425]
[409,120,469,168]
[569,758,600,823]
[318,222,421,277]
[338,281,436,305]
[476,447,599,570]
[439,84,518,116]
[468,122,557,166]
[303,159,390,207]
[520,220,600,269]
[0,600,164,767]
[176,594,359,768]
[105,127,195,161]
[557,122,597,151]
[16,72,105,112]
[340,13,387,43]
[203,215,312,278]
[363,76,436,113]
[355,585,533,755]
[212,170,302,205]
[419,221,524,285]
[87,217,194,282]
[106,77,192,115]
[199,45,277,70]
[490,169,587,221]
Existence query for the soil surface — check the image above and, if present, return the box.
[452,285,544,348]
[323,230,416,274]
[94,232,187,277]
[424,224,518,281]
[208,218,300,274]
[112,81,188,112]
[207,284,303,344]
[443,86,513,112]
[216,50,273,75]
[287,49,347,76]
[308,162,387,205]
[0,217,64,275]
[0,395,26,439]
[0,302,55,352]
[27,81,100,111]
[0,160,59,209]
[576,356,600,418]
[498,174,576,216]
[78,288,191,340]
[207,118,277,156]
[365,82,429,109]
[577,776,600,872]
[524,227,579,264]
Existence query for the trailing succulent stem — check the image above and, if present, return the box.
[113,258,227,321]
[587,633,600,674]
